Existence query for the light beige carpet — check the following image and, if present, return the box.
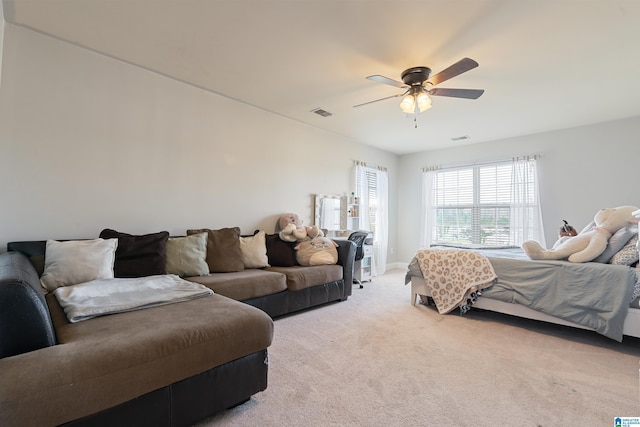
[198,269,640,426]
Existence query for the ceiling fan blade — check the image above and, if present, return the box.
[353,92,406,108]
[366,74,407,89]
[428,88,484,99]
[426,58,479,86]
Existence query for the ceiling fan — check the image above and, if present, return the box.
[354,58,484,117]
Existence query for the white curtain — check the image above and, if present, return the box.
[354,162,371,232]
[510,156,546,247]
[374,167,388,275]
[420,168,437,248]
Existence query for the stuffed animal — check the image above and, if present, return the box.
[295,236,338,266]
[277,213,324,242]
[277,213,308,242]
[305,225,324,239]
[558,220,577,237]
[522,205,639,263]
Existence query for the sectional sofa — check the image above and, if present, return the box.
[0,227,356,426]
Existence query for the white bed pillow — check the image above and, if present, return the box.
[165,232,209,277]
[40,238,118,292]
[240,230,270,268]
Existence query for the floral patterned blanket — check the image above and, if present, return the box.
[415,249,497,314]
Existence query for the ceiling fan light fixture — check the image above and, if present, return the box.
[400,88,432,114]
[416,91,432,112]
[399,93,416,114]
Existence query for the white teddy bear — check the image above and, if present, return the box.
[522,205,639,263]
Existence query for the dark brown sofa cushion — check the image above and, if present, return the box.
[265,233,297,267]
[99,229,169,278]
[187,227,244,273]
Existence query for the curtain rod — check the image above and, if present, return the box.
[354,160,388,172]
[422,155,538,173]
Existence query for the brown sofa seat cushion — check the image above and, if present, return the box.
[266,265,343,291]
[0,293,273,427]
[186,269,287,301]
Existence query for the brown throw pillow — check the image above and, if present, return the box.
[187,227,245,273]
[99,229,169,278]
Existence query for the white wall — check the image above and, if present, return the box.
[0,1,5,89]
[0,24,398,259]
[3,22,639,271]
[397,117,640,263]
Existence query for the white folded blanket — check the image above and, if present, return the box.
[54,274,214,323]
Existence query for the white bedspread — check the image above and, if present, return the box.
[53,274,214,323]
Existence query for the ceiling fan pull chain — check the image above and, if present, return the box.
[414,116,418,129]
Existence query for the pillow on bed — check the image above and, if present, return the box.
[592,226,637,264]
[40,238,118,292]
[610,236,638,266]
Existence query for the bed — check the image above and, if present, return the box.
[406,245,640,341]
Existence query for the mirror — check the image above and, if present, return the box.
[314,194,346,235]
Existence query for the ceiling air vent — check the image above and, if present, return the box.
[311,108,332,118]
[450,135,470,142]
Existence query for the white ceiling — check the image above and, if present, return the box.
[4,0,640,154]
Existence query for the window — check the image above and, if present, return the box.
[422,157,544,247]
[355,166,378,235]
[354,161,389,275]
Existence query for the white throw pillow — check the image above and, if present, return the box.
[165,232,210,277]
[240,230,270,268]
[40,238,118,292]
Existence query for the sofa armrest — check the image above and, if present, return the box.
[0,252,56,358]
[334,240,356,297]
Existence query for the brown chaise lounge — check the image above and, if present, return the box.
[0,235,355,426]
